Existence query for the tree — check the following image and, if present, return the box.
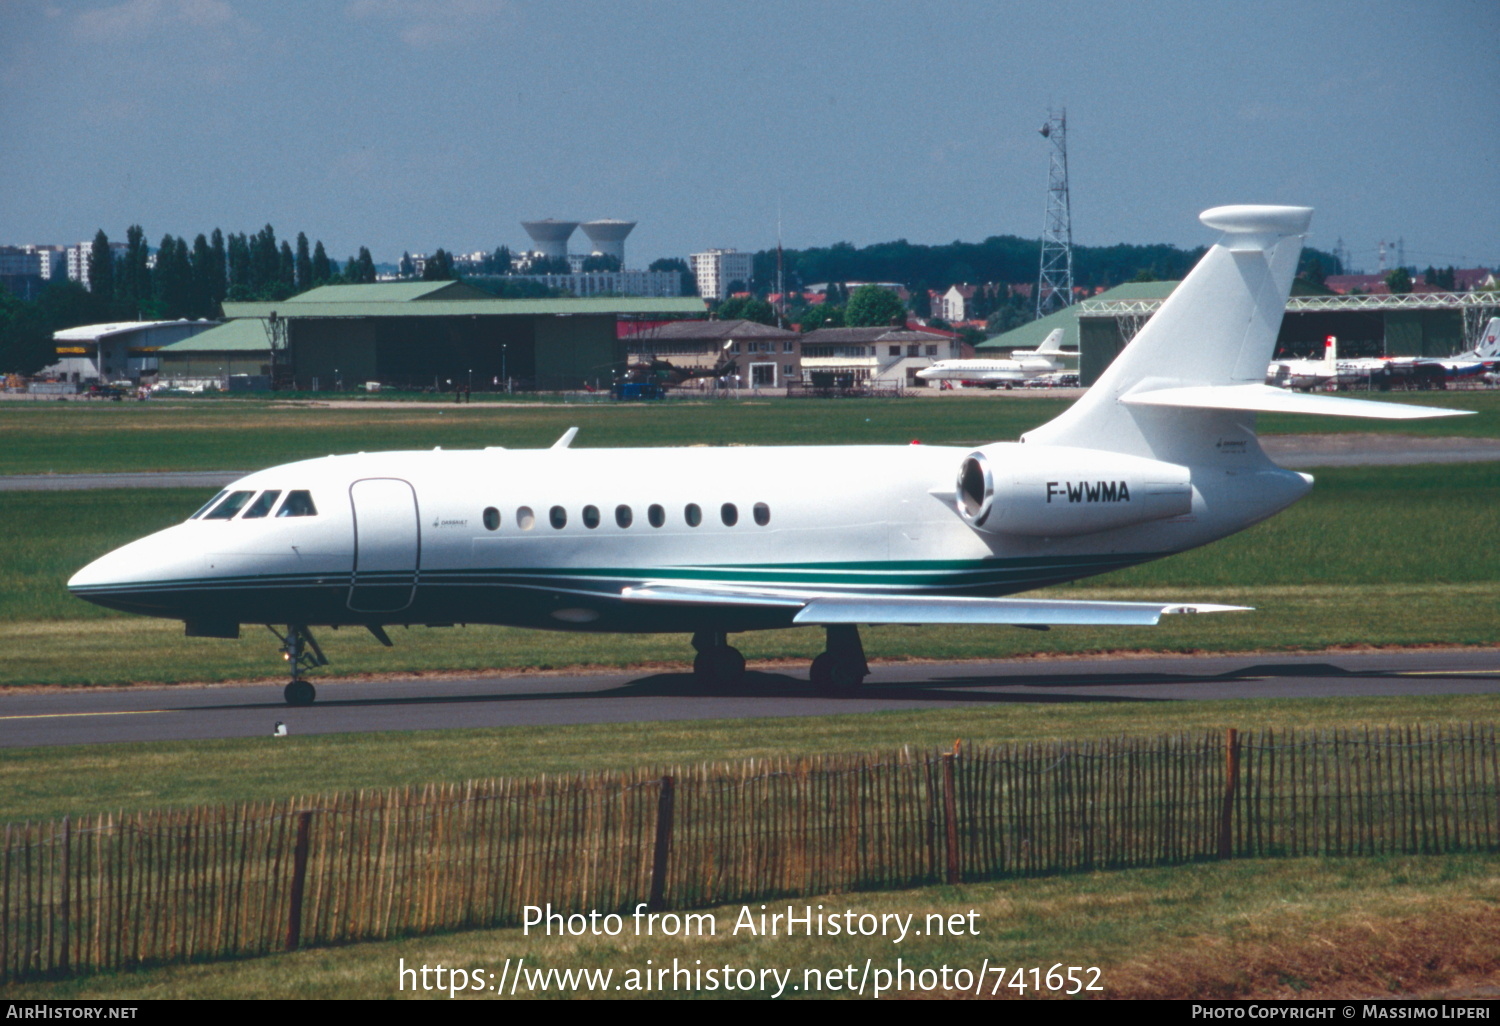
[399,251,415,278]
[0,289,54,375]
[88,230,115,303]
[800,304,844,332]
[1385,267,1413,294]
[119,225,150,316]
[649,257,693,296]
[278,240,295,290]
[421,248,454,281]
[209,229,227,304]
[295,233,312,290]
[845,284,905,327]
[355,247,377,283]
[311,240,332,285]
[580,253,621,273]
[715,296,775,325]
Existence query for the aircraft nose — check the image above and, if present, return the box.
[68,528,201,616]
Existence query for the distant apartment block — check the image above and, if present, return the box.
[66,241,128,290]
[690,249,754,301]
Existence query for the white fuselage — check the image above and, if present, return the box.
[917,355,1070,385]
[67,441,1310,637]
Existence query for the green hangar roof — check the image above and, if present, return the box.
[154,317,272,353]
[222,281,704,320]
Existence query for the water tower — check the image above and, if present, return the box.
[521,220,578,261]
[580,219,636,267]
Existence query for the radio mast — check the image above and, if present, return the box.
[1035,108,1074,318]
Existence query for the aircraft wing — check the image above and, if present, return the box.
[619,583,1248,626]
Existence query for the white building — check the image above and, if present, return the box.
[43,320,221,385]
[66,241,127,290]
[690,249,754,301]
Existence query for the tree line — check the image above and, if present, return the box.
[0,223,378,375]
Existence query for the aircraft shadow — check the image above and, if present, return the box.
[187,655,1463,715]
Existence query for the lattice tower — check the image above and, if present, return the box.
[1036,108,1074,318]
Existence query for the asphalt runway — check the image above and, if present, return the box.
[2,649,1495,748]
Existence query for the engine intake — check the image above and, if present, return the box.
[956,443,1192,537]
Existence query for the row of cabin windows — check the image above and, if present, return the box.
[192,489,319,521]
[480,502,771,532]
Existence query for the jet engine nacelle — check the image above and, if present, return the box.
[955,443,1193,537]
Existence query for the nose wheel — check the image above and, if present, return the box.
[267,625,327,705]
[809,624,869,691]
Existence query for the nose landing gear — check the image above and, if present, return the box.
[267,624,327,705]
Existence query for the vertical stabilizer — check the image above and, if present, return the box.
[1033,328,1068,355]
[1471,317,1500,360]
[1024,205,1312,461]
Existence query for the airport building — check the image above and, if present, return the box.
[43,320,222,386]
[622,318,801,388]
[800,326,961,387]
[159,280,703,391]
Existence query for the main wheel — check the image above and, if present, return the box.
[284,680,316,706]
[693,646,746,686]
[810,653,866,691]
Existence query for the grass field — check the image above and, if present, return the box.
[4,854,1495,1000]
[1,390,1496,476]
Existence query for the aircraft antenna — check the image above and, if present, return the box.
[1035,107,1074,319]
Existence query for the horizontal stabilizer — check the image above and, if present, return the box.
[622,583,1248,626]
[1121,384,1472,420]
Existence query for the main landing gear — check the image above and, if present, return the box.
[809,624,869,691]
[268,624,327,706]
[690,625,870,691]
[692,630,746,686]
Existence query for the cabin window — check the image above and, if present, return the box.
[242,490,282,519]
[753,502,771,526]
[721,503,738,526]
[647,504,665,528]
[684,503,702,527]
[615,505,632,528]
[516,506,535,530]
[276,490,318,518]
[550,505,567,529]
[204,490,255,520]
[582,505,600,529]
[190,491,228,519]
[483,507,500,531]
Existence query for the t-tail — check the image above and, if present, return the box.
[1023,205,1468,467]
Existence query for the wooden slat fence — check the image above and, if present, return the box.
[2,724,1495,980]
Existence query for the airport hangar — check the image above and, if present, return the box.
[157,281,706,391]
[979,281,1500,385]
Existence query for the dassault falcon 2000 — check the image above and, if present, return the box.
[915,328,1077,387]
[70,206,1470,705]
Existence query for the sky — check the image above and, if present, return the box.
[3,0,1498,274]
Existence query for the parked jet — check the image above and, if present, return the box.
[70,206,1469,705]
[915,328,1076,387]
[1269,318,1500,390]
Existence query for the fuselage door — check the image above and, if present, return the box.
[348,478,419,614]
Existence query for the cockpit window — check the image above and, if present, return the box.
[241,490,282,519]
[203,490,255,520]
[276,490,318,517]
[190,490,228,520]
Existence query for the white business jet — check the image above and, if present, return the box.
[70,206,1469,705]
[915,328,1076,387]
